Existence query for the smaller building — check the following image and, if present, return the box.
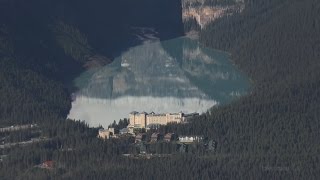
[150,133,162,143]
[179,136,203,144]
[164,133,177,142]
[97,128,115,140]
[135,133,147,143]
[119,127,134,135]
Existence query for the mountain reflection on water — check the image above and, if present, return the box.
[68,37,249,127]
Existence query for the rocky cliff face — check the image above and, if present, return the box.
[182,0,245,30]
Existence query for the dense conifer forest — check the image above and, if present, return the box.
[0,0,320,179]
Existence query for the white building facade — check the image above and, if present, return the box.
[128,111,199,129]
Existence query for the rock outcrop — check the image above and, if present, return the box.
[182,0,245,30]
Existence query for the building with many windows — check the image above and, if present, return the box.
[128,111,199,129]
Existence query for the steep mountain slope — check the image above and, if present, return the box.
[0,0,183,126]
[196,0,320,159]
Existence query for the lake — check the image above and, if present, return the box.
[68,37,249,128]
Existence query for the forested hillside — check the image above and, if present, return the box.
[1,0,320,179]
[0,0,183,126]
[198,0,320,154]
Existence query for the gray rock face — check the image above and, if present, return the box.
[182,0,245,29]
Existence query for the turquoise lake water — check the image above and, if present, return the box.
[68,37,249,127]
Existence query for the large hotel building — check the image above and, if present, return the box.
[128,111,199,129]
